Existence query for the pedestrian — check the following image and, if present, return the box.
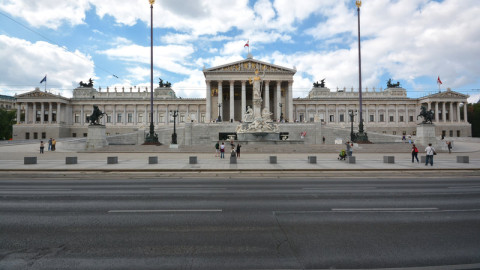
[322,136,325,144]
[411,144,419,163]
[345,141,352,157]
[48,138,52,151]
[220,142,225,159]
[52,138,56,151]
[236,144,241,158]
[402,135,406,142]
[40,141,44,154]
[447,141,452,154]
[215,141,219,157]
[425,143,436,166]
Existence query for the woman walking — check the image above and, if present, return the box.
[411,144,419,163]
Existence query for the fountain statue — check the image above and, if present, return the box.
[236,69,279,141]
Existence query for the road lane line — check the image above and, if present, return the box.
[108,209,223,213]
[150,187,227,190]
[448,186,480,189]
[332,208,438,212]
[303,187,377,190]
[0,189,72,191]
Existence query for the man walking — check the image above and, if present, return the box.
[425,143,436,166]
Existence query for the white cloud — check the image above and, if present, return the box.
[0,35,94,97]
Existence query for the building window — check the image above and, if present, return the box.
[201,113,205,123]
[380,114,384,122]
[389,116,394,122]
[159,114,164,123]
[399,116,404,122]
[329,115,334,122]
[74,113,80,123]
[457,130,460,137]
[107,115,112,123]
[402,131,407,135]
[393,131,397,135]
[33,132,38,139]
[41,132,46,139]
[339,114,344,122]
[138,113,143,123]
[127,113,133,123]
[382,131,386,134]
[25,132,30,139]
[83,133,87,137]
[449,130,453,137]
[180,114,185,123]
[117,113,122,123]
[370,115,374,122]
[72,133,76,137]
[412,131,416,136]
[409,116,414,122]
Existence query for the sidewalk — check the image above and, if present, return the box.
[0,141,479,172]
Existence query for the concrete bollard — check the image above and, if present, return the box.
[24,157,37,165]
[148,156,158,164]
[383,156,395,164]
[347,156,356,164]
[308,156,317,164]
[230,155,237,164]
[66,157,77,165]
[107,156,118,164]
[456,156,469,163]
[189,156,197,164]
[269,156,277,164]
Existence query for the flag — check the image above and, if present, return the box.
[244,40,249,47]
[437,76,442,85]
[40,75,47,84]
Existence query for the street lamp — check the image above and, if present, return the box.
[170,110,178,144]
[349,110,357,142]
[217,103,222,122]
[279,103,283,122]
[354,0,369,143]
[144,0,160,144]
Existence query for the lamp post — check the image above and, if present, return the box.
[217,103,222,122]
[349,110,357,142]
[279,103,283,122]
[144,0,160,144]
[170,110,178,144]
[354,0,369,143]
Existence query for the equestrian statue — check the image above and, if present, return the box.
[417,105,434,124]
[86,105,106,125]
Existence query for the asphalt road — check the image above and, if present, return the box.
[1,176,480,270]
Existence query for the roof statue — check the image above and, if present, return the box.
[313,79,326,88]
[387,78,401,88]
[79,78,94,88]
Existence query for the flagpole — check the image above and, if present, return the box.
[45,74,47,92]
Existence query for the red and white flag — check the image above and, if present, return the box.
[437,76,442,85]
[244,40,249,47]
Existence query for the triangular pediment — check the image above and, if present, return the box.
[423,90,469,100]
[16,89,65,99]
[204,58,296,74]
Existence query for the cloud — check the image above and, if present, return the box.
[0,35,94,97]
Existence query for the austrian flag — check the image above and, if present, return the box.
[437,76,442,85]
[244,40,249,47]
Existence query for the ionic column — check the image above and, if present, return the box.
[165,106,169,125]
[123,106,127,125]
[16,103,21,124]
[241,80,246,120]
[287,80,293,122]
[47,102,52,123]
[229,80,234,122]
[40,103,45,124]
[25,103,29,124]
[457,102,461,122]
[405,105,409,124]
[276,81,281,120]
[134,105,137,125]
[435,102,439,122]
[197,105,200,123]
[80,105,84,125]
[442,102,446,122]
[427,102,431,111]
[57,103,61,123]
[218,81,223,120]
[365,105,369,124]
[395,104,398,124]
[325,105,329,123]
[113,105,116,125]
[206,80,211,122]
[450,102,454,123]
[464,102,468,122]
[144,105,148,124]
[264,80,270,112]
[335,105,339,123]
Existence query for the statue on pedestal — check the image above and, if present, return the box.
[417,105,434,124]
[86,105,106,125]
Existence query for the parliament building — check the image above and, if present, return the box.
[11,56,471,143]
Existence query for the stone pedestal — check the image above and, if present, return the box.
[86,125,108,150]
[416,124,437,146]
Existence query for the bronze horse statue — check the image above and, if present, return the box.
[86,105,106,125]
[417,105,434,124]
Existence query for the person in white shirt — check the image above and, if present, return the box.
[425,143,436,166]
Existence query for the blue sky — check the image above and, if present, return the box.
[1,0,479,102]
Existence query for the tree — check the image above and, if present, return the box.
[0,109,16,140]
[467,103,480,137]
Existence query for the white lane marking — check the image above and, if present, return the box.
[302,187,377,190]
[108,209,223,213]
[275,208,480,214]
[332,208,438,212]
[150,187,227,190]
[0,189,72,191]
[448,186,480,189]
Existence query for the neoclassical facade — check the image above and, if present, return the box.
[11,56,471,141]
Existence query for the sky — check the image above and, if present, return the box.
[0,0,479,102]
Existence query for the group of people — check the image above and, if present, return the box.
[39,138,56,154]
[412,143,436,166]
[215,140,241,159]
